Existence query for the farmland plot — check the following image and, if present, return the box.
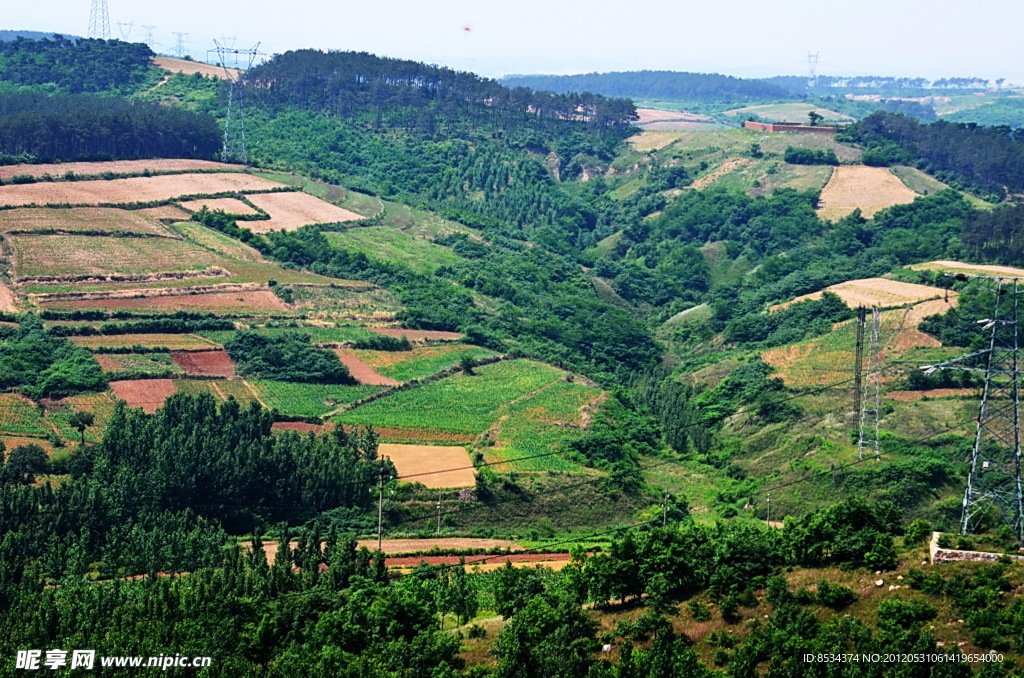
[368,328,462,342]
[172,351,236,377]
[324,228,463,274]
[171,222,265,261]
[49,289,289,314]
[109,379,176,413]
[332,350,399,386]
[0,394,49,436]
[176,197,261,216]
[200,325,378,346]
[48,393,116,444]
[817,166,919,220]
[244,192,364,232]
[71,334,221,350]
[250,381,382,418]
[95,352,182,375]
[9,234,222,277]
[773,278,949,311]
[351,344,496,383]
[0,158,240,181]
[908,260,1024,278]
[379,443,476,488]
[0,207,175,237]
[0,173,282,207]
[336,359,565,437]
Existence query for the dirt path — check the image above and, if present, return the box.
[579,392,609,429]
[242,380,268,409]
[332,349,400,386]
[0,280,17,312]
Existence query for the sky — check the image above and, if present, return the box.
[10,0,1024,83]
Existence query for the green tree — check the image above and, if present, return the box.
[5,443,49,484]
[67,410,95,445]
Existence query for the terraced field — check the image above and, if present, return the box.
[0,173,282,207]
[95,352,182,375]
[250,381,381,417]
[335,359,565,438]
[8,234,223,277]
[199,325,378,346]
[71,333,221,350]
[0,394,50,437]
[0,207,175,236]
[350,344,496,382]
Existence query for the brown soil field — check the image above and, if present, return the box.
[171,351,236,377]
[109,379,176,413]
[243,192,364,232]
[0,207,174,236]
[908,260,1024,278]
[0,158,240,181]
[368,328,463,341]
[369,427,476,444]
[817,165,919,220]
[378,443,476,488]
[135,205,192,220]
[152,57,240,80]
[94,355,123,371]
[773,278,947,311]
[356,538,522,554]
[0,280,16,311]
[177,197,260,215]
[386,553,570,568]
[0,436,54,455]
[332,350,399,386]
[0,174,283,207]
[886,388,977,402]
[50,289,288,313]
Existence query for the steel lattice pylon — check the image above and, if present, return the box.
[209,41,263,166]
[856,307,882,460]
[88,0,110,39]
[923,275,1024,543]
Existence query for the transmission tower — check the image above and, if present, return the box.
[807,51,820,90]
[856,307,882,460]
[209,41,264,165]
[87,0,111,39]
[117,21,134,40]
[172,32,189,59]
[141,25,157,49]
[922,274,1024,543]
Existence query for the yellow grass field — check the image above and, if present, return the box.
[0,174,283,207]
[243,192,365,232]
[378,443,476,488]
[817,166,919,220]
[908,260,1024,278]
[8,234,222,277]
[723,102,853,122]
[773,278,950,311]
[152,56,239,80]
[627,130,689,152]
[0,207,174,236]
[177,197,261,216]
[0,158,240,181]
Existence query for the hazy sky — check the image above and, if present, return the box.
[10,0,1024,83]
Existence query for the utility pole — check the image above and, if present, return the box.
[662,493,669,526]
[172,32,188,59]
[377,465,391,550]
[141,25,156,48]
[922,274,1024,544]
[807,51,820,90]
[857,307,882,460]
[766,493,771,524]
[854,306,866,419]
[209,41,264,165]
[87,0,110,39]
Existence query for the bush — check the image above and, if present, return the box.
[225,330,355,384]
[816,579,858,608]
[783,147,839,166]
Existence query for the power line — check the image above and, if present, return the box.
[87,0,110,40]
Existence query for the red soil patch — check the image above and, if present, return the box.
[0,158,241,181]
[368,328,463,341]
[386,553,570,567]
[53,290,288,313]
[370,427,476,444]
[171,351,236,377]
[332,349,399,386]
[94,355,124,372]
[109,379,176,413]
[271,422,325,434]
[356,538,522,553]
[886,388,976,402]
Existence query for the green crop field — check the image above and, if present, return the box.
[723,102,854,122]
[335,359,565,436]
[250,381,382,417]
[0,394,50,437]
[484,381,603,473]
[50,393,116,444]
[171,221,265,261]
[324,228,464,274]
[171,379,258,406]
[351,344,496,382]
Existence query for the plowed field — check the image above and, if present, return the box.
[0,174,283,207]
[171,351,236,377]
[177,197,260,215]
[332,350,399,386]
[244,192,364,232]
[0,158,240,180]
[50,290,288,313]
[368,328,463,341]
[109,379,175,413]
[378,443,476,488]
[817,165,919,220]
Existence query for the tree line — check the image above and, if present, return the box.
[0,35,153,94]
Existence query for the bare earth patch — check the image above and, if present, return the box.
[690,158,755,190]
[0,158,241,181]
[773,278,950,311]
[0,174,283,207]
[368,328,463,341]
[152,57,240,80]
[379,443,476,488]
[817,165,919,220]
[171,351,236,377]
[628,130,688,152]
[110,379,176,413]
[134,205,192,220]
[177,197,260,216]
[332,350,399,386]
[0,280,16,311]
[243,192,364,232]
